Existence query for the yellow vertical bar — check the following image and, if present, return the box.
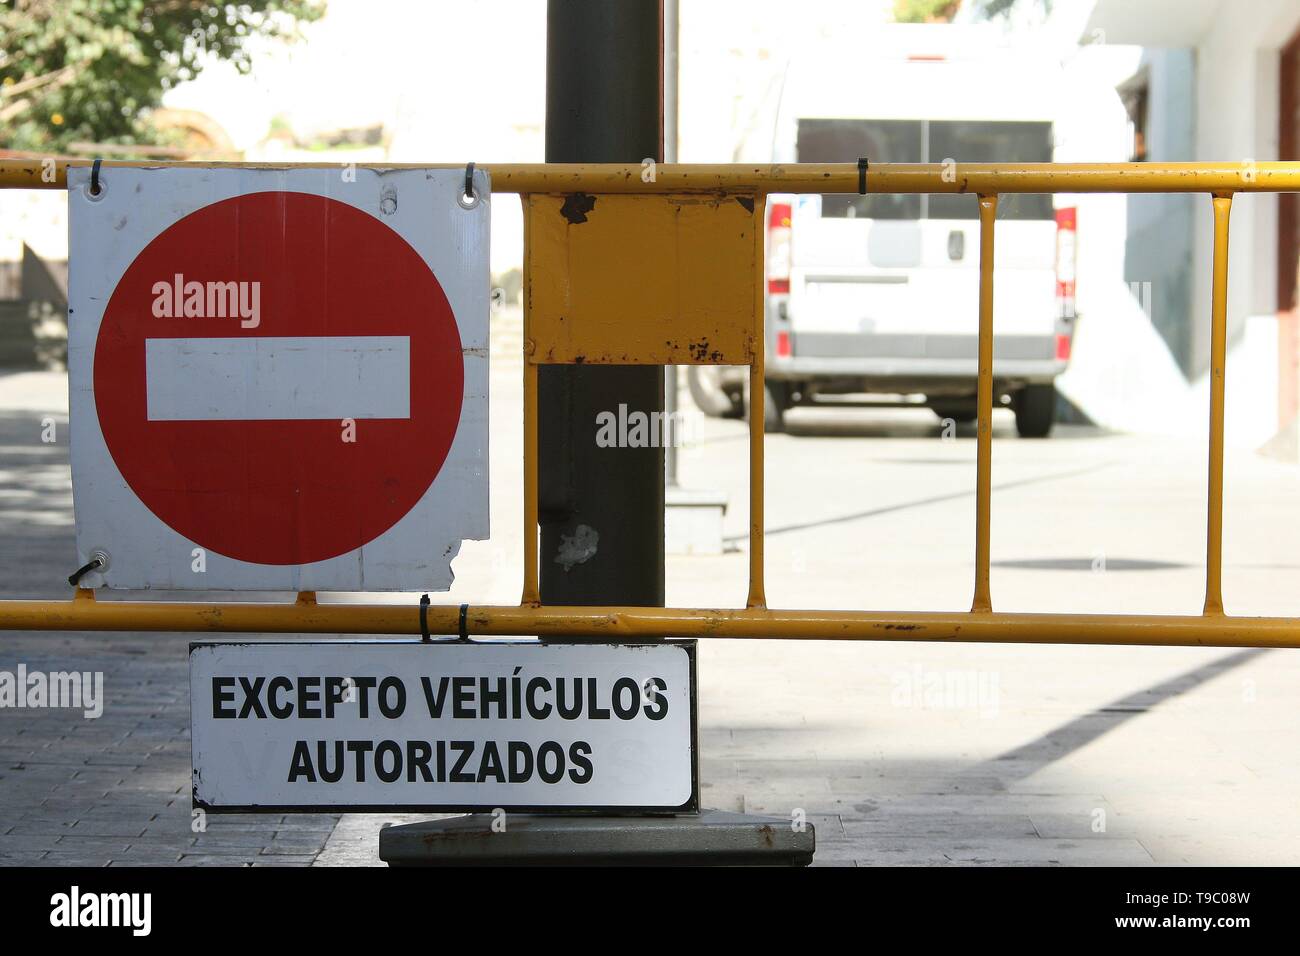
[1203,193,1233,615]
[746,202,767,609]
[521,198,540,606]
[972,195,998,614]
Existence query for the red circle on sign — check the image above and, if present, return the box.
[94,191,464,566]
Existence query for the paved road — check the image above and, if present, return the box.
[4,311,1300,866]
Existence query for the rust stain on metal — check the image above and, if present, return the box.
[560,193,597,224]
[687,340,723,362]
[198,607,225,628]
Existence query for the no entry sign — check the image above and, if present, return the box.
[190,641,698,812]
[67,167,488,590]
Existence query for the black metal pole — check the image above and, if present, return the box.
[380,6,812,864]
[663,0,679,490]
[541,0,665,610]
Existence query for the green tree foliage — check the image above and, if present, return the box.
[973,0,1054,20]
[0,0,325,154]
[894,0,1053,24]
[893,0,961,23]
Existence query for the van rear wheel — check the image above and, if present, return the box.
[744,379,788,433]
[1014,384,1056,438]
[931,401,977,425]
[687,366,743,419]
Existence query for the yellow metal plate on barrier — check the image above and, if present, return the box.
[524,192,760,365]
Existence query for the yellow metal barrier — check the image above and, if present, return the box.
[1,158,1298,648]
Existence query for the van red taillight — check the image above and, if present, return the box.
[1055,334,1071,361]
[767,200,792,295]
[776,330,791,357]
[1055,206,1077,319]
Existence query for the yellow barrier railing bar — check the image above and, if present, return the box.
[972,195,998,613]
[0,597,1296,648]
[4,160,1299,195]
[2,158,1299,650]
[1204,193,1233,616]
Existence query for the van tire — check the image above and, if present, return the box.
[1014,384,1055,438]
[744,379,787,433]
[764,382,787,433]
[931,402,977,425]
[687,366,743,419]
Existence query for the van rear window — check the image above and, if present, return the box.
[796,118,1054,221]
[796,119,921,220]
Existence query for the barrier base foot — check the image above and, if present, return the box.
[378,809,815,866]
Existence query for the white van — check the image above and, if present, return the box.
[689,27,1077,437]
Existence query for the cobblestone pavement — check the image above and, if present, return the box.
[0,409,343,865]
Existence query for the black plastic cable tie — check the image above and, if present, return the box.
[419,593,431,642]
[68,556,103,587]
[464,162,475,202]
[458,603,469,642]
[858,157,868,195]
[90,157,103,196]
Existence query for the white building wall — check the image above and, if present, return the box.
[1191,2,1294,368]
[1080,0,1300,447]
[1188,1,1299,446]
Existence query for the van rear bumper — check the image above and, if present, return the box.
[765,356,1066,393]
[766,331,1067,390]
[789,330,1057,361]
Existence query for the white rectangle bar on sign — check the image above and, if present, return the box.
[144,335,411,421]
[190,641,697,812]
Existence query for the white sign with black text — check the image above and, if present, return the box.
[190,641,696,812]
